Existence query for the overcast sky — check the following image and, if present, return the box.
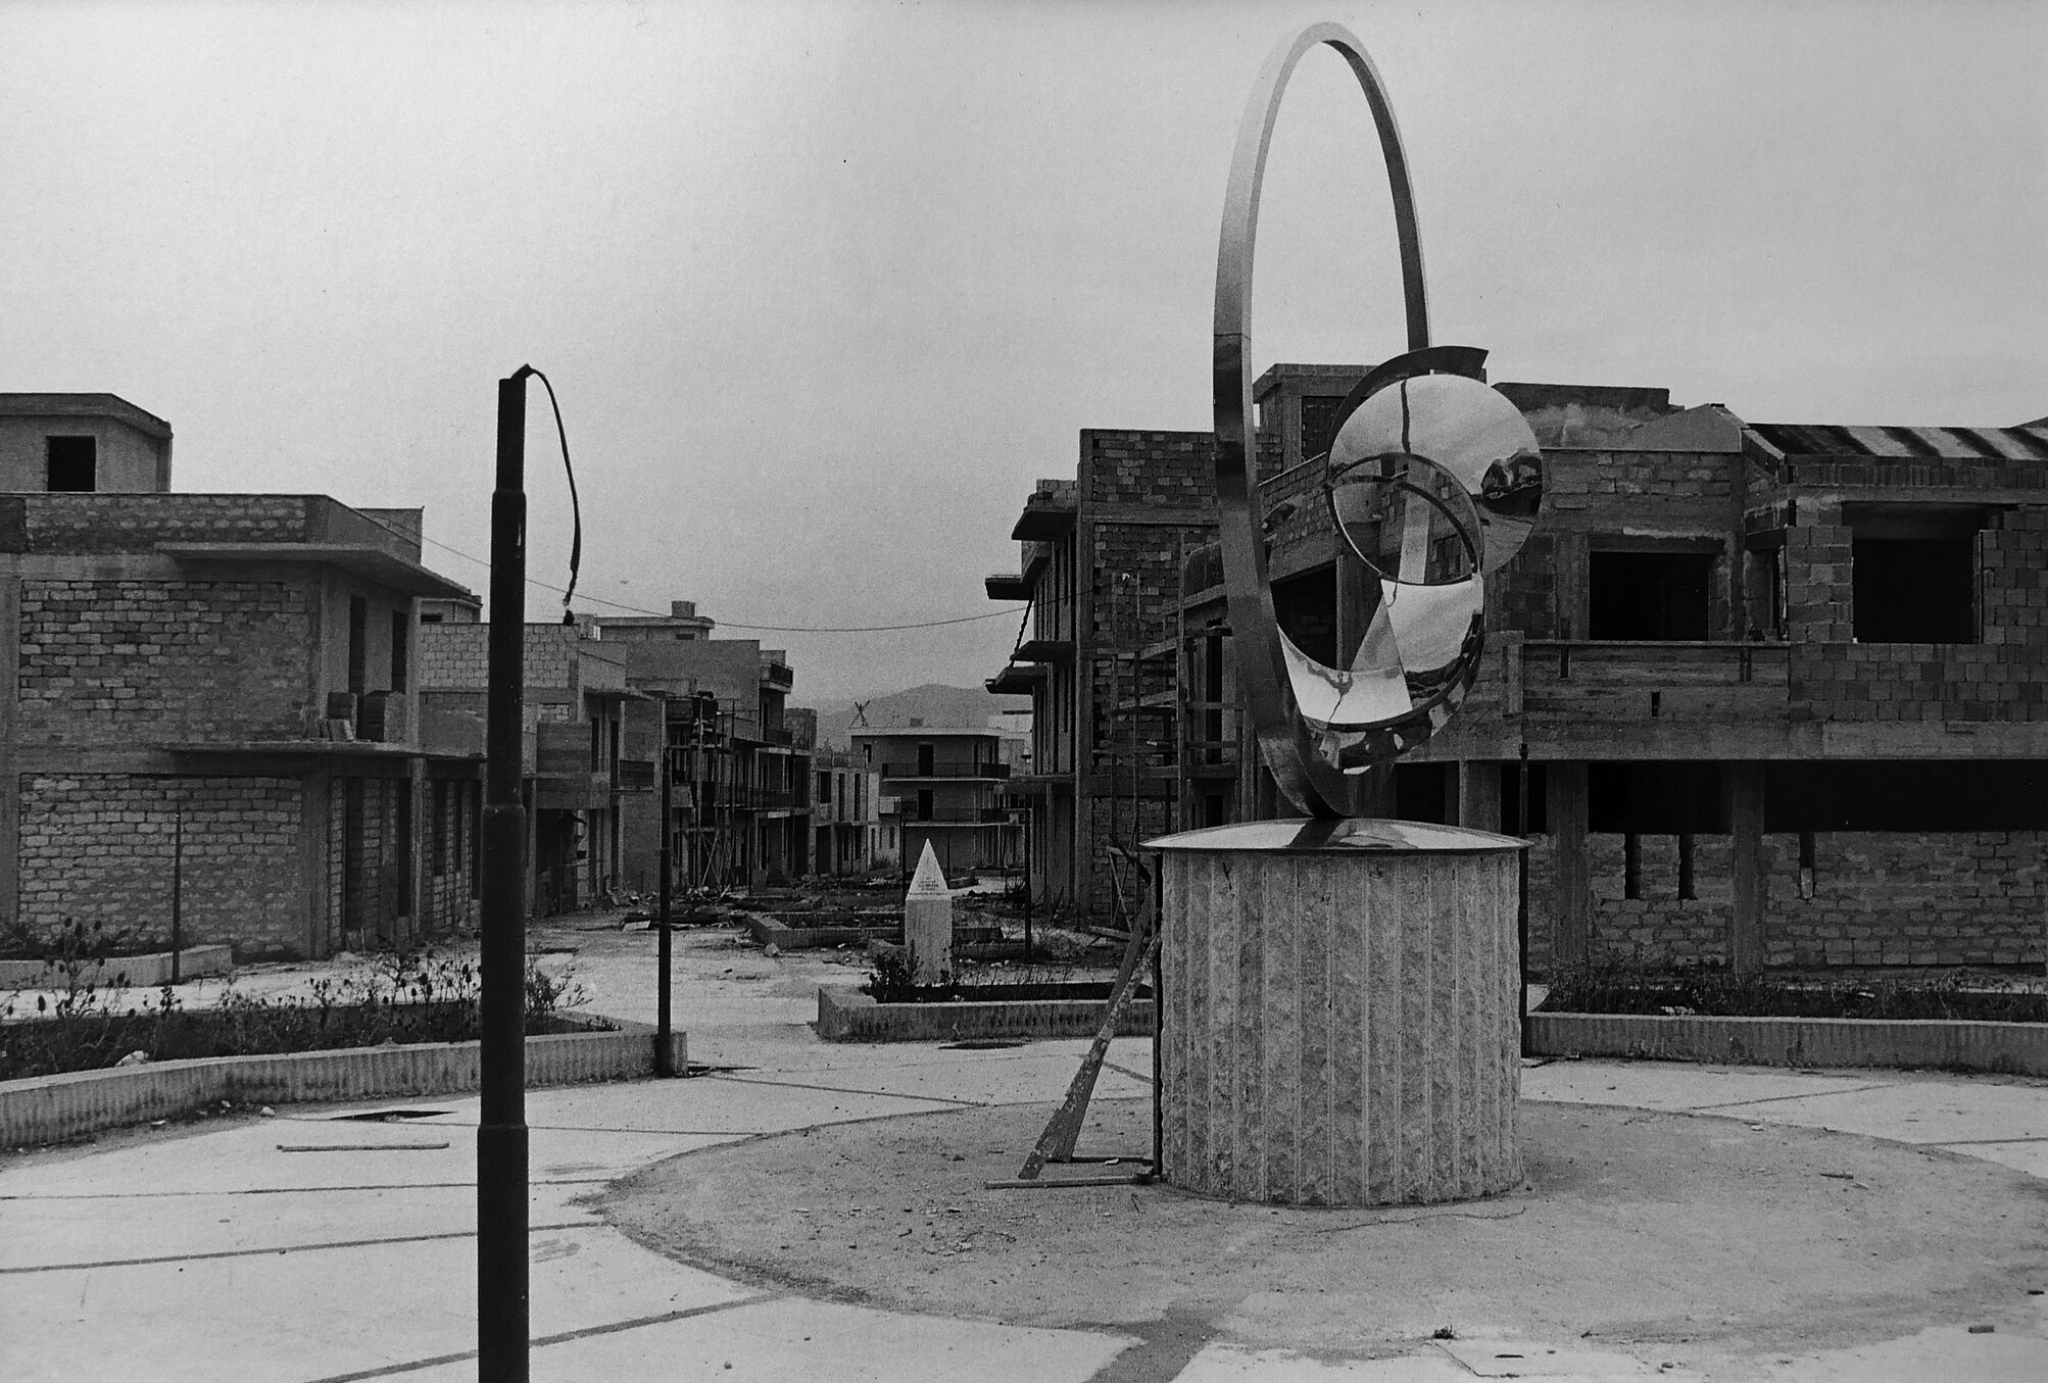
[4,1,2043,702]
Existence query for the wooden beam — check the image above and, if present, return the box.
[1728,762,1767,975]
[1548,762,1590,966]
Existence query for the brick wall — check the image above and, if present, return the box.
[416,623,581,693]
[1585,833,1732,963]
[5,494,309,553]
[1763,831,2044,967]
[1530,829,2045,971]
[1077,431,1220,918]
[17,775,302,958]
[1084,431,1214,508]
[1789,508,2048,722]
[16,579,309,744]
[421,778,480,933]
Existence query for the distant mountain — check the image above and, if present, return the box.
[805,683,1029,749]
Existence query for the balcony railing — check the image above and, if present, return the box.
[902,807,1009,824]
[880,762,1010,780]
[1517,641,1789,722]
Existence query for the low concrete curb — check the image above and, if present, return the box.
[817,985,1155,1043]
[1529,1011,2048,1076]
[745,915,899,950]
[0,1022,688,1147]
[0,945,234,989]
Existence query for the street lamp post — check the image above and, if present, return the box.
[656,738,674,1076]
[479,367,533,1382]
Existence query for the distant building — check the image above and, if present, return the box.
[0,393,174,493]
[418,619,641,915]
[586,603,814,889]
[0,394,480,958]
[849,726,1021,879]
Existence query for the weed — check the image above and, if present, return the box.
[1543,955,2047,1023]
[0,947,609,1081]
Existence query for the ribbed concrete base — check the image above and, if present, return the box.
[1153,820,1523,1206]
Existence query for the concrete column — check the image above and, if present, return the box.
[1548,761,1591,966]
[1458,760,1502,833]
[1728,762,1767,974]
[0,574,18,936]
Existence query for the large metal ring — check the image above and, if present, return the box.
[1212,22,1430,818]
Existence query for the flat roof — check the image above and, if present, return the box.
[0,393,172,440]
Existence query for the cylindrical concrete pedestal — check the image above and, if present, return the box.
[1151,819,1523,1206]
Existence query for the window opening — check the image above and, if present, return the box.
[1852,537,1975,643]
[1622,833,1642,899]
[45,436,96,491]
[389,611,409,692]
[1589,552,1714,640]
[347,597,368,693]
[1393,763,1450,824]
[432,781,449,877]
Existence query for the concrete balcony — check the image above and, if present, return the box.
[1518,641,1790,726]
[880,762,1011,780]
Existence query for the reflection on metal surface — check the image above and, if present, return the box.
[1330,375,1543,575]
[1211,23,1544,818]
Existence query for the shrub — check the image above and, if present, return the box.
[0,948,608,1081]
[1543,955,2048,1023]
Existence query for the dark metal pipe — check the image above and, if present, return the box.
[170,803,183,983]
[1517,742,1531,1059]
[479,368,533,1383]
[656,740,674,1076]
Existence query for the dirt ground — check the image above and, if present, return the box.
[599,1097,2048,1365]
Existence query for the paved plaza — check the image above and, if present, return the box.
[2,924,2045,1382]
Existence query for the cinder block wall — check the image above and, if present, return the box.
[1764,831,2045,968]
[1080,431,1217,920]
[16,579,309,743]
[1551,829,2047,972]
[17,775,301,956]
[1586,833,1732,964]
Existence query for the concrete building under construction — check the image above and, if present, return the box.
[989,367,2048,974]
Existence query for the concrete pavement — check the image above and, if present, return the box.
[2,920,2045,1381]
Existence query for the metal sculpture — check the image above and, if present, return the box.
[1213,22,1543,818]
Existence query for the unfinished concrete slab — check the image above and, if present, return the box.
[601,1095,2048,1365]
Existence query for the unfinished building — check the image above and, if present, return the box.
[1,394,482,958]
[991,370,2048,972]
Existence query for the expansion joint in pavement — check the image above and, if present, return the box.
[1689,1081,1895,1111]
[300,1294,778,1383]
[0,1219,592,1274]
[0,1177,614,1201]
[704,1071,988,1107]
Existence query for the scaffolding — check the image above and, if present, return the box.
[670,690,743,893]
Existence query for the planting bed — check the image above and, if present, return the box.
[0,944,233,989]
[816,983,1154,1042]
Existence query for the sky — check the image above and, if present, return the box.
[3,0,2043,703]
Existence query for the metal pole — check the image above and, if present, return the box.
[1517,742,1531,1059]
[656,740,674,1076]
[170,802,183,983]
[1021,809,1034,965]
[479,367,533,1383]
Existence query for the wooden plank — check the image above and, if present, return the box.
[1016,853,1158,1180]
[1548,763,1590,967]
[1728,763,1766,975]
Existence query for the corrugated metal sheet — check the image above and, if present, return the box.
[1750,422,2048,461]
